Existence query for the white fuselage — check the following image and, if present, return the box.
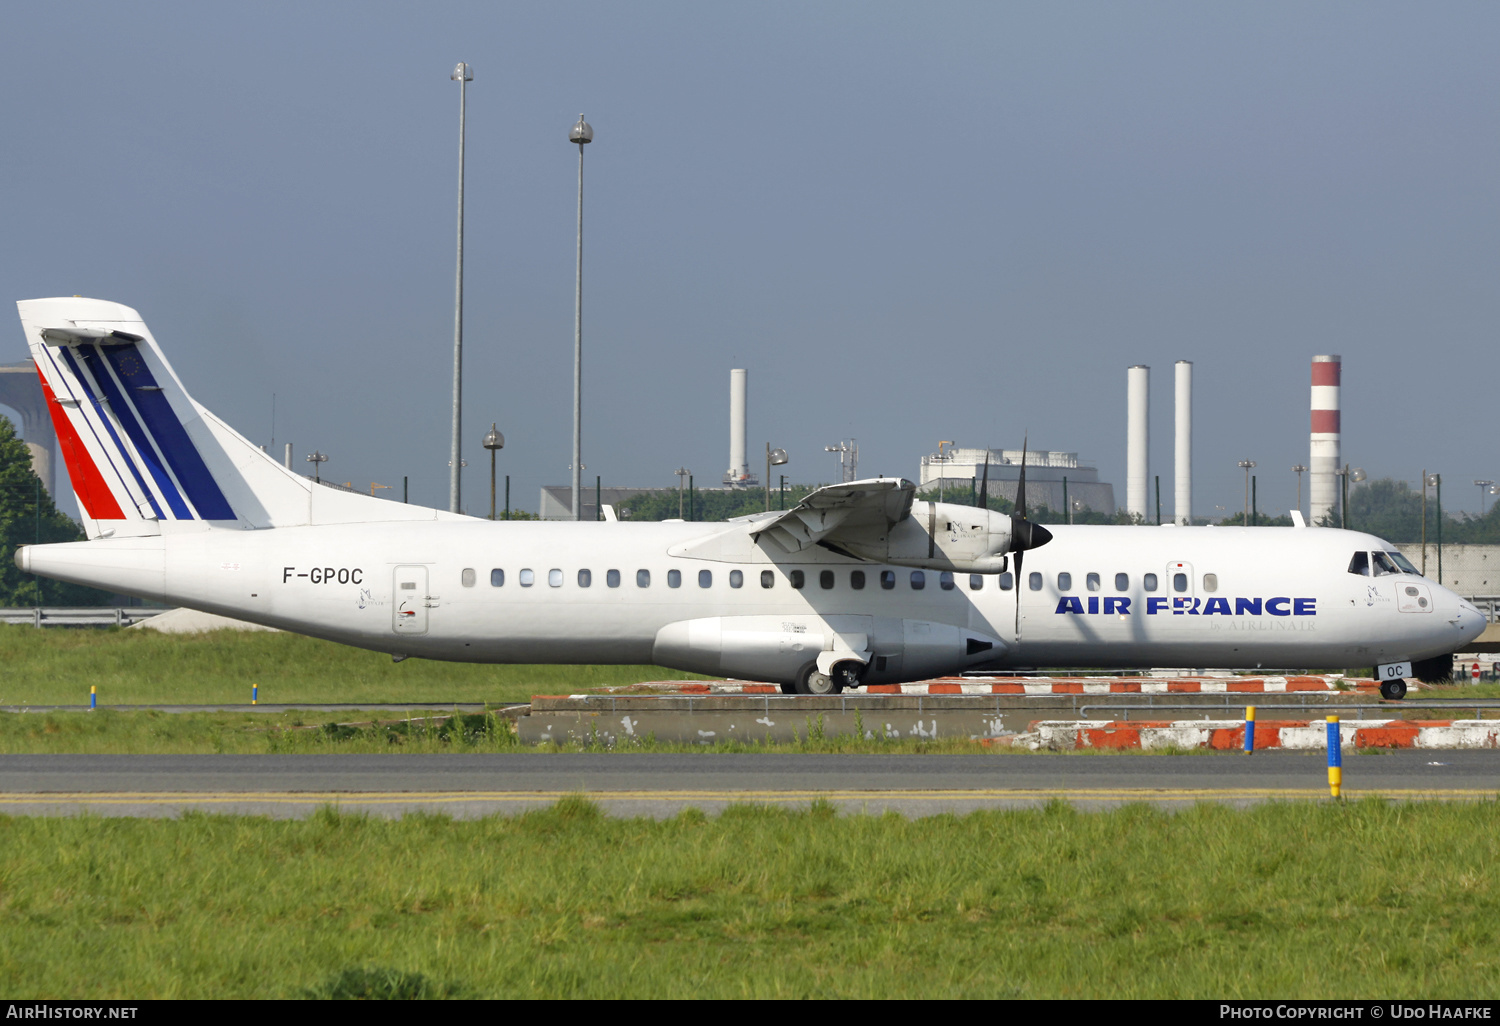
[20,518,1487,684]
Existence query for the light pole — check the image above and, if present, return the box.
[1291,464,1307,519]
[305,451,328,484]
[449,61,473,515]
[1426,472,1443,582]
[570,113,593,521]
[675,467,690,519]
[1338,464,1366,529]
[1237,461,1256,525]
[765,445,788,511]
[1476,480,1495,517]
[483,424,505,520]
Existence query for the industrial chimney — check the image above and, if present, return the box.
[1126,365,1149,521]
[1174,361,1192,525]
[726,368,749,486]
[1309,355,1341,525]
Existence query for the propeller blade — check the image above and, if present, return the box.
[978,449,990,508]
[1015,436,1027,519]
[1013,547,1024,640]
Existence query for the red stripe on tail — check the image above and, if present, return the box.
[34,360,125,520]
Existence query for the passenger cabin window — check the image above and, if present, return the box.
[910,571,926,590]
[1143,573,1158,592]
[461,568,476,588]
[760,570,775,589]
[519,569,535,587]
[636,569,650,588]
[1057,572,1072,591]
[1371,552,1403,577]
[729,570,743,588]
[490,569,505,587]
[1203,573,1218,592]
[1028,572,1042,591]
[606,569,620,588]
[790,570,805,590]
[667,569,682,588]
[999,572,1014,591]
[699,570,713,588]
[880,570,896,590]
[1114,573,1128,591]
[939,572,955,591]
[820,570,835,590]
[1173,573,1188,593]
[1085,573,1100,592]
[851,571,866,590]
[969,574,984,591]
[549,569,563,587]
[577,569,592,588]
[1348,551,1370,576]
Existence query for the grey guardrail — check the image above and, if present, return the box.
[0,607,167,627]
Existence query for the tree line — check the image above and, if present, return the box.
[0,416,115,605]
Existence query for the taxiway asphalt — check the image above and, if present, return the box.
[0,750,1496,817]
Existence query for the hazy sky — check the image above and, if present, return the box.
[4,2,1498,521]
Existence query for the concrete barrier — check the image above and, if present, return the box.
[1022,718,1500,751]
[516,691,1446,746]
[591,674,1381,697]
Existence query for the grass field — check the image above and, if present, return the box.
[0,623,703,706]
[1,798,1497,998]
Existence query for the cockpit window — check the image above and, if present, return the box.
[1347,551,1370,576]
[1371,551,1403,577]
[1385,550,1420,576]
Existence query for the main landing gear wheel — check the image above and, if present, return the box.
[1380,678,1408,701]
[794,661,865,695]
[797,666,842,695]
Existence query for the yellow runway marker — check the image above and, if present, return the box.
[0,788,1496,806]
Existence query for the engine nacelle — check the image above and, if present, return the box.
[838,501,1012,573]
[652,613,1004,687]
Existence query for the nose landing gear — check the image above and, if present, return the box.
[1379,678,1408,701]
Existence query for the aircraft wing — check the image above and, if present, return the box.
[748,478,915,554]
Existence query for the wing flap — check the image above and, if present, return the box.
[749,478,914,554]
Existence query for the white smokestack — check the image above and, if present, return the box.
[1309,355,1341,525]
[728,368,748,484]
[283,442,293,470]
[1174,360,1192,525]
[1126,365,1149,521]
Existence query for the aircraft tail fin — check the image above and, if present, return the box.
[17,297,460,538]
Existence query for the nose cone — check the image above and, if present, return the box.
[1456,602,1489,647]
[13,546,27,573]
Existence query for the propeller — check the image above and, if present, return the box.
[978,448,990,509]
[1010,436,1054,639]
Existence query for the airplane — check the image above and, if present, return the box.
[12,297,1487,702]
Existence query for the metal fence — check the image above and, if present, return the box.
[1469,596,1500,623]
[0,608,167,628]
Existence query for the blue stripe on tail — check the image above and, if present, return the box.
[74,346,188,519]
[100,343,236,520]
[57,346,169,520]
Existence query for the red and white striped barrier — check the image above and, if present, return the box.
[588,675,1378,697]
[1022,718,1500,751]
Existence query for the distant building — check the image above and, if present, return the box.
[919,446,1117,516]
[0,361,56,496]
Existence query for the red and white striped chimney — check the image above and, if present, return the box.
[1309,355,1341,525]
